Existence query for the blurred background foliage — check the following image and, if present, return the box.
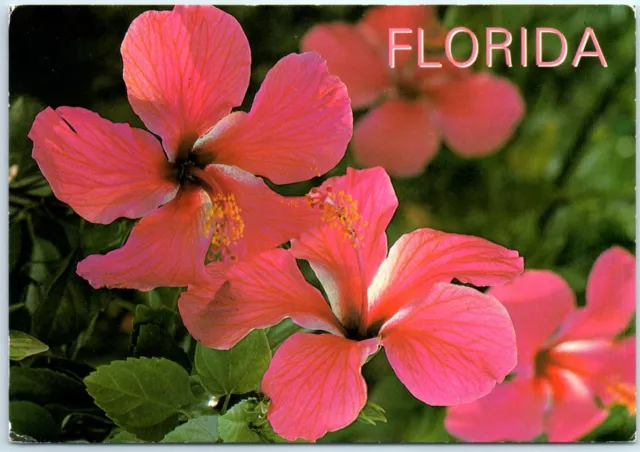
[8,4,635,443]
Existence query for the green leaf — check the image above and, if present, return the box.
[195,330,271,396]
[25,181,52,198]
[266,319,301,350]
[9,96,45,173]
[31,252,106,345]
[357,401,387,426]
[134,304,179,335]
[105,430,145,443]
[124,414,180,442]
[9,330,49,361]
[81,219,132,254]
[133,324,191,371]
[581,405,635,442]
[24,233,61,314]
[26,227,61,287]
[44,403,112,438]
[161,416,219,443]
[146,286,183,310]
[218,401,261,442]
[9,401,59,442]
[218,399,267,443]
[534,434,549,443]
[84,357,194,430]
[10,366,90,407]
[9,221,22,272]
[29,356,95,381]
[403,406,456,443]
[253,420,289,443]
[218,399,288,443]
[132,305,190,371]
[177,376,218,420]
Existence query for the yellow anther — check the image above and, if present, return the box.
[203,193,244,262]
[307,187,365,247]
[606,381,636,415]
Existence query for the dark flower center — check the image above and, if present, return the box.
[534,348,552,377]
[173,137,214,186]
[396,79,422,101]
[343,323,380,341]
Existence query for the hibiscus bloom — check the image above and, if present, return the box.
[302,5,525,177]
[445,247,636,442]
[28,6,352,290]
[179,167,524,441]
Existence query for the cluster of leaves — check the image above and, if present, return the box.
[86,331,276,443]
[11,325,281,443]
[8,4,635,443]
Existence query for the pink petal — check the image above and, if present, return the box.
[432,73,525,157]
[29,107,178,224]
[555,247,636,342]
[77,187,212,290]
[204,164,323,262]
[445,377,549,442]
[357,5,437,71]
[380,283,517,406]
[488,271,576,378]
[178,249,343,349]
[122,5,250,160]
[368,228,523,327]
[301,23,392,108]
[201,52,352,185]
[262,332,379,441]
[290,167,398,328]
[549,338,636,407]
[352,100,441,178]
[176,268,226,347]
[545,367,608,442]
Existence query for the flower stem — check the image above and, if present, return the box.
[221,394,231,414]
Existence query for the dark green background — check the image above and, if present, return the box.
[8,5,635,443]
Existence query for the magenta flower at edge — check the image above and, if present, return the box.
[27,6,352,290]
[302,5,525,177]
[445,248,636,442]
[179,167,524,441]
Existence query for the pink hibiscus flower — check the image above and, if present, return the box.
[302,5,525,177]
[179,167,524,441]
[28,6,352,290]
[445,247,636,442]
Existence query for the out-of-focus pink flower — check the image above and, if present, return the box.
[302,5,525,177]
[179,167,523,441]
[28,6,352,290]
[445,247,636,442]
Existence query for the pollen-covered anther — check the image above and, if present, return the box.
[606,380,636,415]
[203,193,244,261]
[307,187,364,246]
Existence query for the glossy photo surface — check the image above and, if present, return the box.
[8,4,635,444]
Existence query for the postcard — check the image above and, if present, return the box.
[8,4,636,444]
